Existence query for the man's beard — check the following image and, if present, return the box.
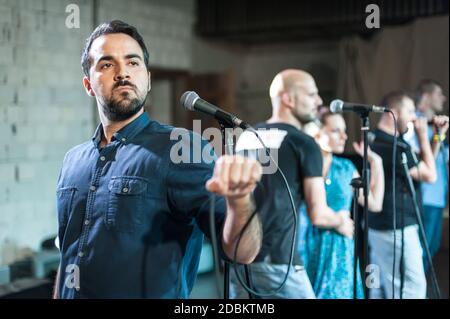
[101,87,147,122]
[294,111,317,125]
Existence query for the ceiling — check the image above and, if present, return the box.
[196,0,449,43]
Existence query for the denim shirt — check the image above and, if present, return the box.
[56,112,226,298]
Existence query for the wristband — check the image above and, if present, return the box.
[433,134,446,142]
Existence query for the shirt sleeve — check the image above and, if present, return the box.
[297,135,323,178]
[165,130,229,259]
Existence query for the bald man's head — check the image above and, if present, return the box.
[269,69,323,123]
[270,69,315,98]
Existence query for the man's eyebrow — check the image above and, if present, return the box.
[97,55,114,64]
[96,54,143,64]
[125,54,143,61]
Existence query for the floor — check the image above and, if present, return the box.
[427,250,449,299]
[1,251,447,299]
[190,249,450,299]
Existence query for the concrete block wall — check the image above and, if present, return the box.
[0,0,197,266]
[97,0,195,70]
[0,0,95,266]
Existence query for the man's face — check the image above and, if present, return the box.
[397,96,417,134]
[428,86,447,113]
[83,33,151,121]
[291,79,323,123]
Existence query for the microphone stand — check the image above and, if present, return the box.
[355,111,371,299]
[349,112,370,299]
[350,178,363,299]
[400,153,441,299]
[220,123,232,300]
[219,122,254,299]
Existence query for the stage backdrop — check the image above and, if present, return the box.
[337,15,449,147]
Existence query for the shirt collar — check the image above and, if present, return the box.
[91,112,151,148]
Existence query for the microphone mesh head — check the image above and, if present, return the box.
[180,91,199,111]
[330,99,344,113]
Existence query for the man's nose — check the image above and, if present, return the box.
[114,63,130,81]
[316,95,323,107]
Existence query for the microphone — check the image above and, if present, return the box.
[330,99,388,114]
[180,91,249,129]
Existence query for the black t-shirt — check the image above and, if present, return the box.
[369,129,421,230]
[237,123,323,265]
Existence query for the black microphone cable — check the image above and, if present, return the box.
[208,126,299,298]
[209,192,224,298]
[231,127,298,297]
[387,110,398,300]
[368,111,398,299]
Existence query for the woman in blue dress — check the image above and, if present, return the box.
[299,111,385,299]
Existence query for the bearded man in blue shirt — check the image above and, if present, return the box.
[53,20,262,299]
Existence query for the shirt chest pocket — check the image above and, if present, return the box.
[56,186,77,229]
[106,176,150,232]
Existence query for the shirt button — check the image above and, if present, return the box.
[78,252,84,258]
[90,185,96,191]
[100,156,106,161]
[84,220,90,225]
[325,179,331,185]
[122,187,129,193]
[121,138,126,142]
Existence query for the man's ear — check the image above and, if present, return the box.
[147,71,151,92]
[83,76,95,97]
[391,106,401,119]
[280,91,294,109]
[422,93,431,105]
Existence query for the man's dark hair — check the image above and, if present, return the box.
[415,79,441,104]
[81,20,150,77]
[381,90,411,110]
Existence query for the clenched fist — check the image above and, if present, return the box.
[206,155,262,199]
[432,115,449,136]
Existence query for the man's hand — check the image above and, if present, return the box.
[410,117,438,183]
[206,155,262,201]
[432,115,449,136]
[206,155,263,264]
[335,210,354,239]
[414,117,429,140]
[352,141,382,164]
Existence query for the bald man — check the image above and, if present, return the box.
[231,69,354,299]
